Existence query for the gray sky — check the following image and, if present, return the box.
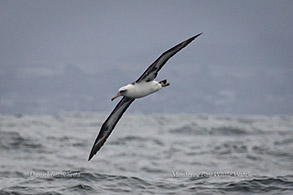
[1,0,293,114]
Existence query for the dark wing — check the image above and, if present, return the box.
[88,97,135,161]
[136,33,202,82]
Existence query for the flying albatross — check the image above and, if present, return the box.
[88,33,202,161]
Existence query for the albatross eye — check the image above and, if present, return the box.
[120,89,127,94]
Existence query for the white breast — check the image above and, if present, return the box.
[121,81,162,99]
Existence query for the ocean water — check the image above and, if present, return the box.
[0,113,293,194]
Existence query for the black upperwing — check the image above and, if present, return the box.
[88,97,135,161]
[136,33,202,83]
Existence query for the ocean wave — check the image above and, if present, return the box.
[221,175,293,193]
[1,113,293,194]
[0,131,43,150]
[170,125,251,136]
[1,170,293,194]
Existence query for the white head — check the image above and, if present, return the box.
[111,84,132,101]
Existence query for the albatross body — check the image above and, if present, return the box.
[88,33,202,161]
[111,80,169,100]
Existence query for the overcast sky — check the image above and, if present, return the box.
[1,0,293,115]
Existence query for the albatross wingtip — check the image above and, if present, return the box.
[88,153,94,161]
[193,32,203,39]
[88,146,97,161]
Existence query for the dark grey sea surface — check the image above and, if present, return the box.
[1,113,293,194]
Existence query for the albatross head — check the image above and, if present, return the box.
[111,85,129,101]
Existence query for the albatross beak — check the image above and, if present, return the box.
[111,91,121,101]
